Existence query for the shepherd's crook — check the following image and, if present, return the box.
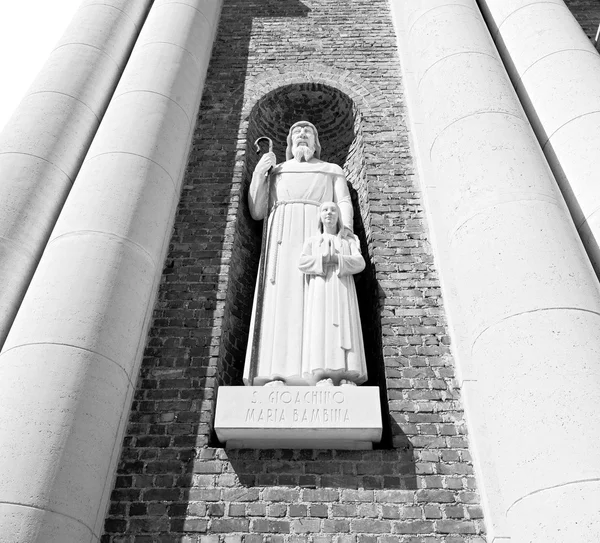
[249,136,274,385]
[254,136,273,155]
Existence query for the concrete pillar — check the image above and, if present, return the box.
[391,1,600,541]
[479,0,600,276]
[0,0,152,348]
[0,1,222,541]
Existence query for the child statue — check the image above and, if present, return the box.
[298,201,368,386]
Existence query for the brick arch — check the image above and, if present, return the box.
[241,63,390,118]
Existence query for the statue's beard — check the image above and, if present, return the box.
[292,144,315,162]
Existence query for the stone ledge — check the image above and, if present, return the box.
[214,386,383,450]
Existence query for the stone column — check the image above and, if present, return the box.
[391,1,600,541]
[478,0,600,276]
[0,1,222,541]
[0,0,152,348]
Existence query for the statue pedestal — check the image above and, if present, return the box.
[214,386,382,450]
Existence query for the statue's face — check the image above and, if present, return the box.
[291,124,316,151]
[320,203,339,230]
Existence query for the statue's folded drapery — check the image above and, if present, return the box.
[243,159,353,385]
[298,233,367,384]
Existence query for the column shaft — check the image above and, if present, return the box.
[479,0,600,275]
[0,0,152,348]
[0,1,223,541]
[391,0,600,541]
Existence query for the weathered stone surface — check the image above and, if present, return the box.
[397,0,600,541]
[0,0,152,348]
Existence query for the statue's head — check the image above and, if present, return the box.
[286,121,322,161]
[317,201,344,234]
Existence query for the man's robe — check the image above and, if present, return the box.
[244,158,353,385]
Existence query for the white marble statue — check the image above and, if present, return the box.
[244,121,362,386]
[299,202,367,386]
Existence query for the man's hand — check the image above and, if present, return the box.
[255,152,276,177]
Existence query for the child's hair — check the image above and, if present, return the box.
[317,201,346,236]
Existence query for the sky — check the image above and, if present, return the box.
[0,1,81,133]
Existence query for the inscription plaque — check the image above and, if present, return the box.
[214,386,382,450]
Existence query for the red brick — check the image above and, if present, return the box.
[251,519,290,534]
[322,519,350,533]
[393,521,435,534]
[436,520,479,534]
[291,519,321,533]
[351,519,392,533]
[209,519,249,533]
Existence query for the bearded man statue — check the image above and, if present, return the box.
[243,121,356,386]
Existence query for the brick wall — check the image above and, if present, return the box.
[102,0,485,541]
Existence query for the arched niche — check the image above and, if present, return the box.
[218,82,382,400]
